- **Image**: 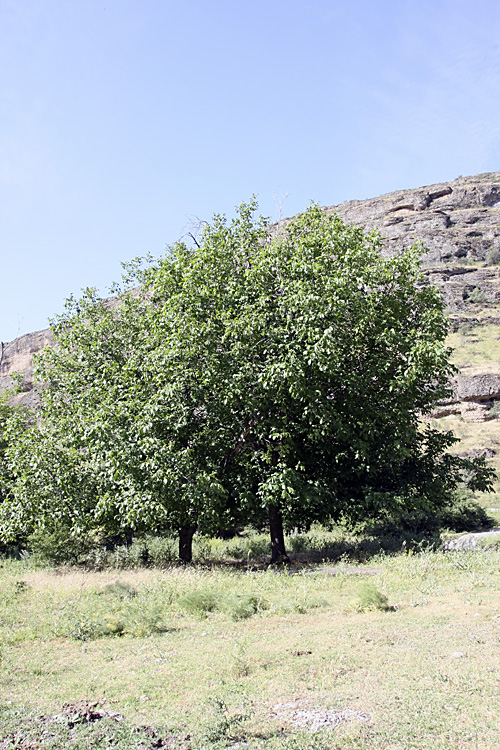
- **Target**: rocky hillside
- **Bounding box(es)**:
[330,172,500,424]
[2,172,500,421]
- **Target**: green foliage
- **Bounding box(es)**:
[103,580,137,599]
[0,200,495,562]
[85,536,178,569]
[224,592,269,620]
[369,489,494,536]
[485,246,500,266]
[58,587,169,641]
[27,525,105,564]
[438,492,493,531]
[179,589,223,618]
[488,400,500,419]
[198,696,251,746]
[457,321,476,336]
[466,286,487,304]
[179,587,268,620]
[352,582,391,612]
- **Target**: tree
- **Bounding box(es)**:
[141,201,493,560]
[0,202,494,562]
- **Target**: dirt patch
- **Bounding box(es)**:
[50,700,124,726]
[0,702,176,750]
[271,698,371,732]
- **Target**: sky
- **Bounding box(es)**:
[1,0,499,342]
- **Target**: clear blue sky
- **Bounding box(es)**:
[1,0,499,342]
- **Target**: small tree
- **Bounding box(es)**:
[0,201,494,562]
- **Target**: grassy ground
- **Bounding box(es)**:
[1,546,500,749]
[449,323,500,374]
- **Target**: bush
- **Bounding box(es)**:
[457,321,477,336]
[439,494,493,532]
[103,580,137,599]
[224,593,269,620]
[488,401,500,419]
[27,526,104,565]
[466,287,487,304]
[369,492,493,536]
[179,588,268,620]
[179,589,222,617]
[60,584,171,640]
[485,247,500,266]
[351,582,391,612]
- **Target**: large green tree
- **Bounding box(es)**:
[0,202,493,562]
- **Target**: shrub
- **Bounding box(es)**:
[457,322,477,336]
[439,494,493,532]
[224,593,269,620]
[179,589,222,617]
[485,247,500,266]
[466,287,487,304]
[121,599,167,637]
[65,615,103,641]
[352,583,391,612]
[369,491,493,536]
[102,581,137,599]
[488,401,500,419]
[27,526,104,565]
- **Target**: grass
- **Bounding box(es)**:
[1,546,500,749]
[448,323,500,374]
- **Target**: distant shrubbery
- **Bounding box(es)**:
[369,491,493,536]
[9,489,493,569]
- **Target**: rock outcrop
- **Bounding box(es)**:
[0,329,53,408]
[330,172,500,267]
[2,172,500,417]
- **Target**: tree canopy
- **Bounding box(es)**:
[0,202,494,561]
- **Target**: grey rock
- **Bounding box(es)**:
[443,528,500,551]
[330,172,500,267]
[454,374,500,402]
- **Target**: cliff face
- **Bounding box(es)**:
[0,329,54,408]
[2,172,500,418]
[331,172,500,267]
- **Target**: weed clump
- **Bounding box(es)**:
[486,247,500,266]
[179,589,222,617]
[197,696,250,745]
[103,580,137,599]
[224,593,269,620]
[179,588,269,620]
[351,583,391,612]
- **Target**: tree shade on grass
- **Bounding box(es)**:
[0,202,494,561]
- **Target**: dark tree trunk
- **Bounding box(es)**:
[178,526,196,563]
[268,504,290,564]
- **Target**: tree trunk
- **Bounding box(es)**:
[178,525,196,563]
[268,504,290,564]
